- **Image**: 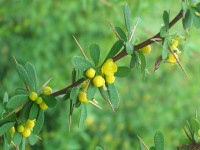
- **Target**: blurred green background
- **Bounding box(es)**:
[1,0,200,149]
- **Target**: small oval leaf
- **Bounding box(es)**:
[6,94,29,109]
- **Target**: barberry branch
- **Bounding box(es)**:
[51,9,183,97]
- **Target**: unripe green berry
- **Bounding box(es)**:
[36,97,43,104]
[42,86,52,95]
[93,75,105,87]
[17,124,25,133]
[85,68,96,79]
[29,92,38,101]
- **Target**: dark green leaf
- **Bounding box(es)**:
[20,102,32,123]
[70,87,79,105]
[125,42,134,55]
[72,56,93,70]
[99,87,109,100]
[190,117,200,133]
[150,146,156,150]
[105,40,124,60]
[130,52,139,68]
[96,146,103,150]
[124,4,131,34]
[182,9,193,31]
[28,133,37,145]
[62,88,72,101]
[87,83,97,100]
[25,62,37,91]
[162,39,169,59]
[192,10,200,28]
[3,135,9,150]
[15,88,28,95]
[90,44,100,66]
[6,94,29,109]
[115,66,131,77]
[163,10,169,30]
[115,27,127,41]
[0,122,15,136]
[160,26,167,38]
[29,103,39,120]
[3,92,9,104]
[154,131,164,150]
[19,137,26,150]
[0,113,16,126]
[42,95,57,108]
[13,131,22,145]
[79,104,87,127]
[137,51,146,79]
[107,84,120,109]
[16,64,34,91]
[33,109,44,134]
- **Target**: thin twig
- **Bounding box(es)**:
[182,126,194,144]
[4,103,26,118]
[129,18,139,42]
[72,35,88,60]
[107,20,121,40]
[89,101,103,110]
[137,135,149,150]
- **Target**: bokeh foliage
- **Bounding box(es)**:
[0,0,200,149]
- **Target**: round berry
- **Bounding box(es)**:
[93,75,105,87]
[29,92,38,101]
[168,53,178,63]
[85,68,96,79]
[42,86,52,95]
[36,97,43,104]
[101,59,117,76]
[105,75,115,84]
[140,45,151,54]
[25,119,35,129]
[198,129,200,137]
[172,39,179,47]
[22,128,31,138]
[10,126,15,136]
[17,124,25,133]
[78,92,89,103]
[39,102,48,110]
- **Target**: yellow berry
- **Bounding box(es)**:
[105,75,115,84]
[101,59,118,76]
[29,92,38,101]
[39,102,48,110]
[25,120,35,129]
[93,75,105,87]
[10,126,15,136]
[167,53,178,63]
[17,124,25,133]
[172,39,179,47]
[36,97,43,104]
[198,129,200,137]
[22,128,31,138]
[85,68,96,79]
[42,86,52,95]
[78,92,89,103]
[140,45,151,54]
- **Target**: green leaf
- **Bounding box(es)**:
[154,131,164,150]
[70,87,79,105]
[0,113,16,126]
[25,62,37,91]
[124,4,131,34]
[90,44,100,66]
[62,88,72,101]
[87,83,97,100]
[3,92,9,104]
[0,122,15,136]
[137,51,146,79]
[105,40,124,60]
[160,26,167,38]
[20,102,32,123]
[163,10,169,30]
[33,109,44,134]
[125,42,134,55]
[6,94,29,109]
[95,146,103,150]
[19,137,26,150]
[150,146,156,150]
[15,88,28,95]
[13,131,22,145]
[162,39,169,59]
[29,103,39,120]
[28,133,37,145]
[72,56,93,70]
[3,135,9,150]
[115,66,131,77]
[130,52,139,68]
[16,64,34,91]
[107,84,120,109]
[42,95,57,108]
[192,10,200,28]
[190,117,200,133]
[182,9,193,31]
[115,27,127,41]
[79,104,87,127]
[99,87,109,100]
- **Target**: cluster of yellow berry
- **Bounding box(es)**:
[167,39,181,63]
[10,119,35,138]
[28,86,52,110]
